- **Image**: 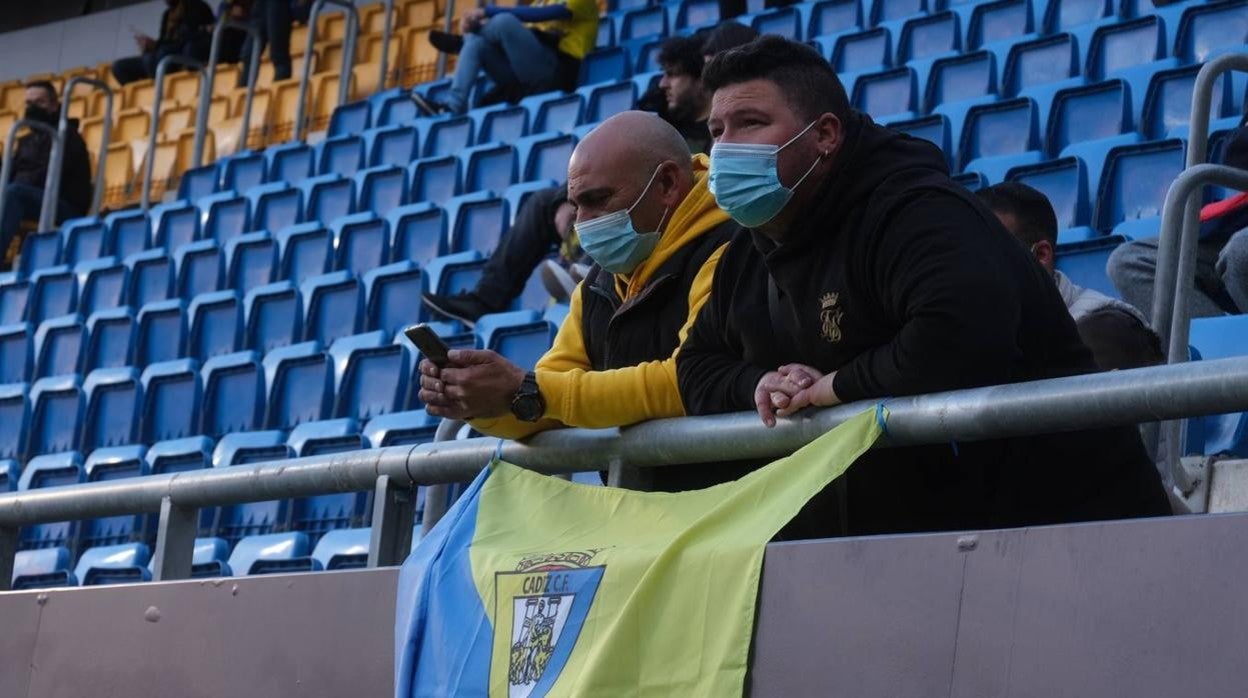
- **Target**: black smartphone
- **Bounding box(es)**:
[404,323,451,367]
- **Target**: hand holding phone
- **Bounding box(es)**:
[404,324,451,368]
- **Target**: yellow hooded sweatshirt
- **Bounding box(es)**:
[471,154,729,440]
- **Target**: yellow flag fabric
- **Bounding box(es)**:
[395,408,884,697]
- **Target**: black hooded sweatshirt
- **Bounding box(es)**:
[12,108,92,219]
[677,111,1170,537]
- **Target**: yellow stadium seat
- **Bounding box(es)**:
[136,138,179,202]
[269,78,308,144]
[291,24,310,52]
[362,3,398,34]
[208,95,231,125]
[79,116,107,162]
[399,27,439,87]
[229,87,273,148]
[123,79,156,111]
[158,105,194,139]
[317,12,347,42]
[166,71,202,107]
[68,96,89,121]
[0,111,17,146]
[0,83,26,115]
[358,32,404,75]
[114,109,152,144]
[318,41,347,72]
[212,64,243,99]
[311,73,349,133]
[102,142,134,210]
[176,127,215,175]
[401,0,437,29]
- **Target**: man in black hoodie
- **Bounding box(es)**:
[0,81,93,269]
[677,37,1169,537]
[112,0,216,85]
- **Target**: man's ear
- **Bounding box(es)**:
[656,160,684,208]
[1034,239,1056,269]
[814,112,842,159]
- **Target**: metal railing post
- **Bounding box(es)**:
[0,119,60,242]
[42,77,113,227]
[150,496,198,581]
[367,474,416,567]
[142,54,207,211]
[435,0,459,80]
[379,0,395,91]
[0,527,16,591]
[295,0,361,141]
[421,418,465,535]
[205,16,264,162]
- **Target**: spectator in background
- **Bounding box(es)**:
[419,112,739,492]
[978,182,1165,371]
[217,0,253,65]
[1109,125,1248,319]
[238,0,295,85]
[677,37,1169,537]
[422,185,578,326]
[0,81,92,269]
[112,0,216,85]
[412,0,599,116]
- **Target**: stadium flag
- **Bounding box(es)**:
[395,407,884,697]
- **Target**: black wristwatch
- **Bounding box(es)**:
[510,371,546,422]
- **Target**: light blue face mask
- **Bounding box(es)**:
[708,120,823,228]
[575,165,670,275]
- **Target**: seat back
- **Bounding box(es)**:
[355,165,409,217]
[446,193,508,256]
[961,98,1038,167]
[199,192,251,244]
[174,240,224,299]
[518,133,577,183]
[900,12,959,63]
[367,124,420,168]
[81,367,142,451]
[62,218,108,266]
[29,266,78,325]
[221,152,267,195]
[18,231,62,278]
[301,272,364,346]
[462,143,518,195]
[332,334,409,420]
[0,384,28,462]
[1003,33,1078,96]
[317,135,366,177]
[1054,235,1127,299]
[126,249,174,307]
[1047,79,1132,155]
[1176,0,1248,63]
[300,174,356,226]
[85,308,135,371]
[364,261,425,335]
[201,351,265,437]
[105,210,151,260]
[151,200,201,250]
[1043,0,1112,33]
[852,67,917,119]
[926,50,996,111]
[264,342,333,430]
[225,232,278,291]
[188,290,243,360]
[334,213,392,277]
[249,183,304,234]
[135,299,187,367]
[1087,16,1164,81]
[0,322,32,384]
[34,314,85,379]
[968,0,1031,48]
[141,358,201,443]
[1008,156,1090,229]
[388,203,448,267]
[1094,139,1185,232]
[422,115,475,158]
[409,155,461,206]
[77,260,128,316]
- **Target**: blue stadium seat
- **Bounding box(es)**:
[354,164,408,217]
[1142,64,1232,141]
[581,47,631,86]
[807,0,863,36]
[150,200,201,251]
[104,209,151,260]
[198,191,251,243]
[244,280,302,353]
[1007,156,1093,233]
[675,0,722,29]
[966,0,1032,49]
[753,6,804,38]
[1174,0,1248,63]
[263,341,332,429]
[0,457,18,492]
[888,115,952,163]
[1042,0,1114,33]
[1189,315,1248,457]
[81,447,148,550]
[516,133,577,183]
[276,222,333,286]
[311,527,371,570]
[84,308,135,371]
[227,531,316,575]
[579,81,636,123]
[503,180,560,226]
[329,99,371,138]
[178,163,220,204]
[74,543,152,586]
[188,537,231,577]
[11,547,74,589]
[146,435,214,475]
[418,115,475,158]
[387,202,448,267]
[596,16,615,49]
[221,151,267,195]
[173,240,224,299]
[18,230,62,278]
[287,419,369,539]
[869,0,925,25]
[288,417,365,456]
[1093,138,1185,232]
[28,265,78,325]
[1002,32,1080,97]
[224,231,277,291]
[61,217,108,266]
[422,251,488,298]
[461,142,518,195]
[473,104,530,145]
[363,409,439,447]
[188,290,242,360]
[0,383,28,468]
[316,134,366,177]
[960,97,1043,181]
[622,36,664,73]
[375,89,420,127]
[125,249,173,307]
[201,351,265,437]
[898,11,960,63]
[544,302,571,328]
[525,93,585,133]
[33,313,84,379]
[27,374,83,458]
[0,276,28,325]
[515,265,554,312]
[298,174,356,226]
[621,5,668,40]
[135,298,186,366]
[75,257,128,317]
[1054,235,1127,299]
[330,330,409,420]
[246,182,303,234]
[852,67,918,120]
[300,271,363,345]
[827,27,891,73]
[408,154,462,207]
[476,311,554,370]
[81,366,142,451]
[446,192,509,256]
[267,142,315,185]
[332,212,391,276]
[140,358,201,443]
[213,435,294,547]
[0,322,32,384]
[365,124,420,168]
[17,453,83,551]
[1086,16,1169,83]
[364,260,425,334]
[1045,79,1138,158]
[925,50,997,112]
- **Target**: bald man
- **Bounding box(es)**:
[418,111,739,490]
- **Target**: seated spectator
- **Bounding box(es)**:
[419,111,739,491]
[238,0,294,85]
[217,1,253,66]
[411,0,599,116]
[112,0,216,86]
[422,185,578,326]
[676,37,1169,536]
[1109,125,1248,319]
[978,182,1164,371]
[0,81,92,269]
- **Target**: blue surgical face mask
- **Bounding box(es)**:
[575,165,669,275]
[708,120,824,228]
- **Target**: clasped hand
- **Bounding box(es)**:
[753,364,840,428]
[418,349,526,420]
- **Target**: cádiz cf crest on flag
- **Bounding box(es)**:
[395,408,885,697]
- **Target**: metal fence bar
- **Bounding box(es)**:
[379,0,395,94]
[150,497,197,581]
[204,16,264,163]
[141,54,207,210]
[435,0,458,79]
[0,119,59,243]
[367,475,416,568]
[43,77,113,225]
[420,418,464,534]
[295,0,360,141]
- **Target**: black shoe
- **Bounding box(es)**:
[428,30,465,55]
[422,291,496,328]
[411,91,454,117]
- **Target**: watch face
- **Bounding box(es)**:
[513,394,544,422]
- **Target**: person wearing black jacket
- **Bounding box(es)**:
[0,81,92,269]
[677,37,1170,537]
[112,0,216,86]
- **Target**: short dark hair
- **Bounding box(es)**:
[701,35,850,123]
[24,80,56,101]
[976,182,1059,247]
[658,35,705,78]
[700,21,759,57]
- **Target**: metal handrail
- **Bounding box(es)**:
[204,16,264,165]
[0,119,61,244]
[435,0,459,80]
[379,0,396,96]
[44,77,114,224]
[2,356,1248,589]
[141,55,210,210]
[295,0,360,141]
